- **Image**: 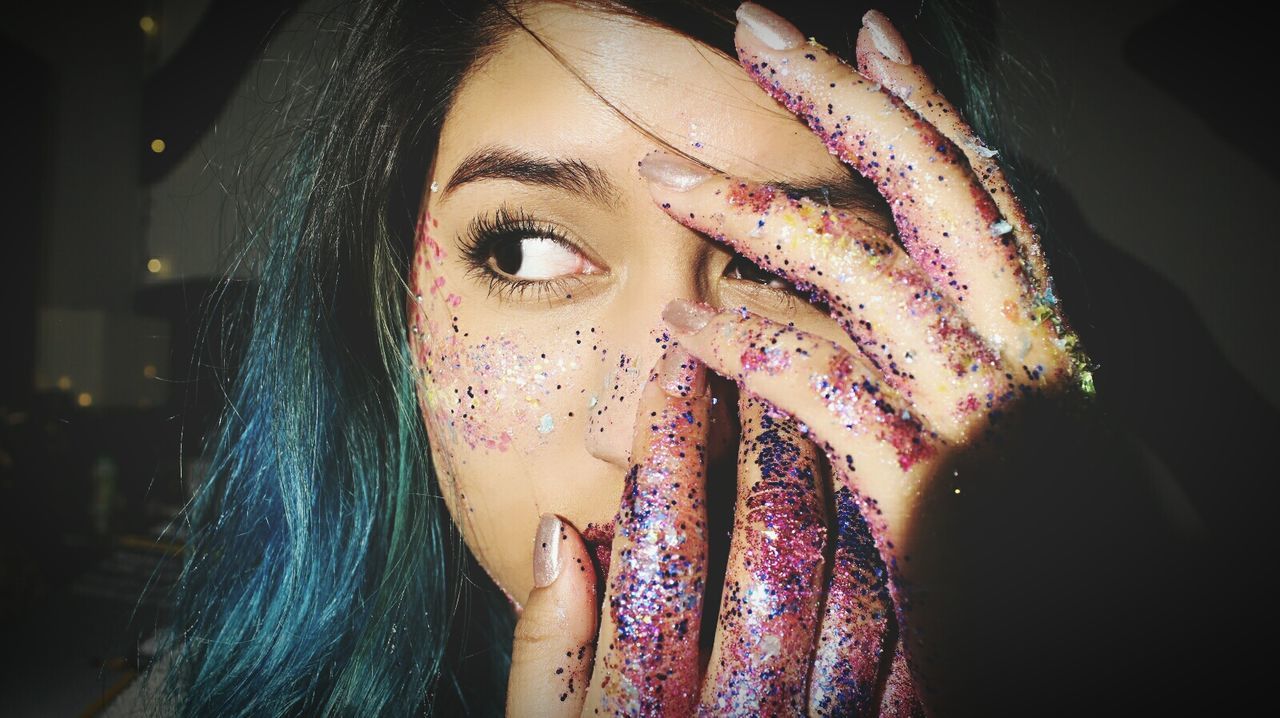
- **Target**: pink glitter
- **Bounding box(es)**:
[739,345,791,375]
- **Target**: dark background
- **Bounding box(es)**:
[1,0,1277,714]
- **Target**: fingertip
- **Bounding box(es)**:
[657,344,707,398]
[533,513,564,589]
[524,514,598,626]
[510,515,598,716]
[735,1,805,52]
[637,149,714,192]
[661,298,717,335]
[861,9,912,65]
[854,20,880,69]
[855,17,916,102]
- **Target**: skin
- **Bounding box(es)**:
[410,2,1086,714]
[410,3,860,611]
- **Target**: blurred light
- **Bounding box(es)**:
[147,258,163,273]
[77,392,93,408]
[56,375,72,391]
[139,16,157,35]
[143,364,157,379]
[150,138,166,153]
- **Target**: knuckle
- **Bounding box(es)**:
[512,614,560,647]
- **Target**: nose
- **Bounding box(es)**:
[583,249,710,469]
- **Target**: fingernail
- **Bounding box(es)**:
[736,2,805,51]
[639,151,713,191]
[862,10,911,65]
[662,298,717,334]
[533,513,562,588]
[658,346,707,398]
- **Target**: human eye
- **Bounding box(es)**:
[721,253,831,315]
[458,205,603,300]
[723,254,791,289]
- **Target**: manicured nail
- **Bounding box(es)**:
[658,345,707,398]
[662,298,717,334]
[639,151,713,191]
[533,513,562,588]
[736,2,805,51]
[862,10,911,65]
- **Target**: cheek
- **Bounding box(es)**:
[409,212,614,464]
[418,332,599,455]
[412,211,463,309]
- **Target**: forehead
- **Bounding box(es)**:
[435,2,843,186]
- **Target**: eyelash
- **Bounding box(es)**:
[457,204,589,302]
[456,203,820,310]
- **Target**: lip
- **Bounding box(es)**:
[582,520,615,579]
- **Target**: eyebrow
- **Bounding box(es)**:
[442,145,623,209]
[440,144,890,227]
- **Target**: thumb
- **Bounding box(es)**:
[507,513,598,717]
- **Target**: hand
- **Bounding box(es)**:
[508,3,1094,713]
[508,347,911,715]
[506,346,716,717]
[638,2,1089,711]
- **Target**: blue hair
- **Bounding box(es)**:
[154,1,1024,714]
[163,143,514,714]
[160,1,517,713]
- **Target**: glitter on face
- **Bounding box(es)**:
[414,331,588,453]
[587,352,643,441]
[399,4,1100,710]
[409,211,602,455]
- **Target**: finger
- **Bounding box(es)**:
[854,10,1052,297]
[733,2,1069,382]
[507,514,598,717]
[639,160,1015,439]
[808,487,894,717]
[661,299,938,535]
[699,394,827,714]
[584,346,711,716]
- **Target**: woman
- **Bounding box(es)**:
[133,0,1218,715]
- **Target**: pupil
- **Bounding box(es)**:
[732,256,781,285]
[492,239,523,275]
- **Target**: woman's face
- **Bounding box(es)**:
[410,2,869,607]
